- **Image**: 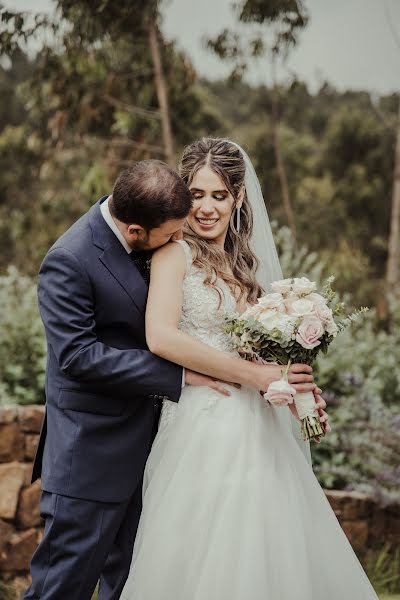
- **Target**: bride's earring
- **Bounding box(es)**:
[236,207,241,233]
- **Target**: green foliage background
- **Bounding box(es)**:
[0,0,399,510]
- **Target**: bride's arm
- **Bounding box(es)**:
[146,243,280,392]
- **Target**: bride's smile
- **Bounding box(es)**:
[188,165,241,246]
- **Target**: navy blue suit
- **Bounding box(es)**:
[23,197,182,599]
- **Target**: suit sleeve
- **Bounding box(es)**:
[38,247,182,400]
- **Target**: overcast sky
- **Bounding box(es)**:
[4,0,400,95]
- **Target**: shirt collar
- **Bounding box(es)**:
[100,196,132,254]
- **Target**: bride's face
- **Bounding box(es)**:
[187,166,237,247]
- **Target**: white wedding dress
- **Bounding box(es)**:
[120,240,378,600]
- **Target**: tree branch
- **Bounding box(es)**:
[102,94,162,120]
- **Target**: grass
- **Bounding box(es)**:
[363,544,400,596]
[3,552,400,600]
[0,581,399,599]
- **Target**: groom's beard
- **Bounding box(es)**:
[130,233,150,252]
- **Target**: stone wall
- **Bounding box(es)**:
[326,489,400,553]
[0,404,399,595]
[0,405,44,596]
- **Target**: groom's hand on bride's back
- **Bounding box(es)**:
[185,369,240,396]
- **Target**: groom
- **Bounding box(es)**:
[24,159,326,600]
[23,160,233,600]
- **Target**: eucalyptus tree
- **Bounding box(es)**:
[207,0,309,242]
[0,2,219,273]
[0,0,192,167]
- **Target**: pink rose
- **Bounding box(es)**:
[314,303,334,328]
[296,315,324,349]
[263,380,296,406]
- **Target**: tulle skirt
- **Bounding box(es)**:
[120,384,379,600]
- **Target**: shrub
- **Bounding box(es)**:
[313,304,400,506]
[0,266,46,405]
[275,224,400,506]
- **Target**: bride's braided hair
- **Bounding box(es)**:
[179,137,262,305]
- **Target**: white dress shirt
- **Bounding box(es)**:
[100,196,132,254]
[100,196,185,388]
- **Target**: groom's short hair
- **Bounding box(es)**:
[111,160,192,230]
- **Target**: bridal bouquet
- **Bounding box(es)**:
[224,276,368,441]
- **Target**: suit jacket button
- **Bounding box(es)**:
[149,394,154,400]
[163,395,169,401]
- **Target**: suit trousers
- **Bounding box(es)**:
[22,403,162,600]
[21,485,141,600]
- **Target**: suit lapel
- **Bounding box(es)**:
[100,244,148,314]
[88,197,148,315]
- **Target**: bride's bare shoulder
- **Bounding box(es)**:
[151,241,188,272]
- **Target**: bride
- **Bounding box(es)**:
[120,138,378,599]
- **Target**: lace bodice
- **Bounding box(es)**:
[157,240,238,431]
[175,240,237,355]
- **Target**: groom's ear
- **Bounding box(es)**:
[127,224,146,239]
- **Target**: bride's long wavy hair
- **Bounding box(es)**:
[179,137,263,305]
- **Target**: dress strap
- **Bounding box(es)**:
[174,239,192,275]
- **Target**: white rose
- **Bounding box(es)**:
[308,292,327,307]
[270,278,293,295]
[258,309,282,330]
[292,277,317,295]
[286,298,315,317]
[326,319,339,337]
[257,292,286,313]
[259,312,296,342]
[241,304,259,319]
[271,277,317,296]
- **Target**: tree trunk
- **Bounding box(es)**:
[271,86,297,244]
[148,21,175,167]
[386,97,400,293]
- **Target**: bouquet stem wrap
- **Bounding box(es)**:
[294,390,325,441]
[266,361,325,442]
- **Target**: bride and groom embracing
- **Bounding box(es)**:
[23,138,378,600]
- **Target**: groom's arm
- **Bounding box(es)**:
[38,247,182,400]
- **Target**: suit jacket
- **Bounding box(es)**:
[32,196,183,502]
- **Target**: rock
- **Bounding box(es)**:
[0,423,25,463]
[325,490,374,520]
[18,406,45,434]
[0,528,38,572]
[36,528,44,543]
[21,464,34,487]
[0,406,18,425]
[340,519,369,552]
[387,503,400,519]
[24,435,39,461]
[0,519,14,556]
[16,482,42,529]
[386,517,400,547]
[0,463,26,520]
[367,506,387,547]
[325,490,346,515]
[9,575,31,598]
[0,578,16,600]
